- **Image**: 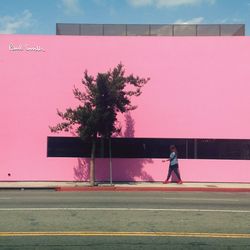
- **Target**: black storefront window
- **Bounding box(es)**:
[47,137,250,160]
[196,139,250,160]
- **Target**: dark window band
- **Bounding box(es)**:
[47,137,250,160]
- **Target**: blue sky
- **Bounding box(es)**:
[0,0,249,35]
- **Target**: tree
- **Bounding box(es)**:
[50,63,149,186]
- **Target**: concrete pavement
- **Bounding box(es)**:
[0,181,250,192]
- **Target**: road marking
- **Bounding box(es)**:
[0,231,250,238]
[163,198,239,202]
[0,207,250,213]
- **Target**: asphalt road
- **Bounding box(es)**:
[0,190,250,249]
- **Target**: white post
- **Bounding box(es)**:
[109,138,113,185]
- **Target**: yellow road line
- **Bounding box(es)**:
[0,232,250,238]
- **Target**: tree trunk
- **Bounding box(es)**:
[89,138,96,186]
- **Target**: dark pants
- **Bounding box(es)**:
[166,164,181,181]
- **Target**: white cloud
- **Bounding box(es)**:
[60,0,83,15]
[174,17,204,24]
[232,18,243,23]
[128,0,153,7]
[215,17,243,25]
[92,0,106,5]
[128,0,215,8]
[92,0,117,16]
[0,10,33,34]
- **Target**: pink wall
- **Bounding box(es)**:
[0,34,250,182]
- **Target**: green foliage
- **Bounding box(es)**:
[50,63,149,140]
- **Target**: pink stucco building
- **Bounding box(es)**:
[1,32,250,182]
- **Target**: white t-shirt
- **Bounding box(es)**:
[170,152,178,166]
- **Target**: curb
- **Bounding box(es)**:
[0,187,56,191]
[55,186,250,192]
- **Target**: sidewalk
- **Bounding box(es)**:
[0,181,250,192]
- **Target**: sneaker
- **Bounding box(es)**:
[177,180,183,184]
[163,180,170,184]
